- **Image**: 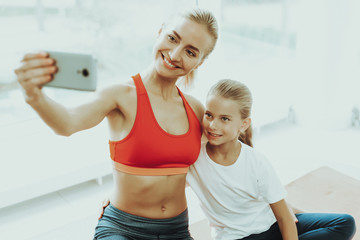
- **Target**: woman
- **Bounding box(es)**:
[14,8,218,240]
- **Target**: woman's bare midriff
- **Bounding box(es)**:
[110,169,188,219]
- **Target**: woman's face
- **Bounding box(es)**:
[153,17,214,79]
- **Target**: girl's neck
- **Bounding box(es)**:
[141,65,179,100]
[206,140,242,166]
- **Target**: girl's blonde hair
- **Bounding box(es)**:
[179,8,218,88]
[208,79,254,147]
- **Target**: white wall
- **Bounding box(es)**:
[294,0,360,129]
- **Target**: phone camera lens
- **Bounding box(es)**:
[82,69,89,77]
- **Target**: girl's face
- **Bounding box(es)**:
[153,17,214,79]
[203,95,249,146]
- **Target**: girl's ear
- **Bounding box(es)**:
[241,117,251,133]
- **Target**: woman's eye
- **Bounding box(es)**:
[168,35,176,42]
[222,117,230,121]
[186,49,196,57]
[205,113,211,118]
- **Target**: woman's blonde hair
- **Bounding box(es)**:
[178,8,218,88]
[208,79,254,147]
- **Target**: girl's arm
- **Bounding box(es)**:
[270,199,298,240]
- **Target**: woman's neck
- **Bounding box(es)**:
[141,66,180,100]
[206,140,242,166]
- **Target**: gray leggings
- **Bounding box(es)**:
[94,203,193,240]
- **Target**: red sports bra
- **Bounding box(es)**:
[109,74,202,176]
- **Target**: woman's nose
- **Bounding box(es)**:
[169,46,182,61]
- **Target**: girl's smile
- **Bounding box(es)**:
[206,131,223,140]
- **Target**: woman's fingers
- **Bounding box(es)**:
[30,75,53,86]
[15,51,53,76]
[102,198,110,207]
[293,213,299,223]
[286,202,299,223]
[19,75,52,93]
[15,58,55,74]
[14,52,56,89]
[15,52,56,102]
[98,198,110,220]
[17,66,57,82]
[22,52,49,62]
[23,58,54,70]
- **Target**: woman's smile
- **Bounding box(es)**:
[161,52,179,70]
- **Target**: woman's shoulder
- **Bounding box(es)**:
[91,78,137,113]
[182,93,205,122]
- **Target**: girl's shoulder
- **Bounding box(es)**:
[240,143,269,167]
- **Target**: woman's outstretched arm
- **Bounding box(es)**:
[15,52,117,136]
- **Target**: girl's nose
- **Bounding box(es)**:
[209,120,218,130]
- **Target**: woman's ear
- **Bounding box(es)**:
[241,117,251,133]
[194,58,205,70]
[158,24,165,37]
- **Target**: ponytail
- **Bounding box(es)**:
[239,125,253,147]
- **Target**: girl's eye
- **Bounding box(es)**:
[205,113,212,118]
[221,117,230,121]
[186,49,196,57]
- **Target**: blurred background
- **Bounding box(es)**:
[1,0,360,239]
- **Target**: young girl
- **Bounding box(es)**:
[186,79,356,240]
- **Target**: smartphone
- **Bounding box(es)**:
[45,51,97,91]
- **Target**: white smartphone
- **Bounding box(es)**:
[45,51,97,91]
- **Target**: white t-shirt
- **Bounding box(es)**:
[187,142,287,240]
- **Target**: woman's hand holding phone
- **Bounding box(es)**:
[15,51,97,99]
[14,52,57,104]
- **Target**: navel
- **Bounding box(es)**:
[161,205,167,212]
